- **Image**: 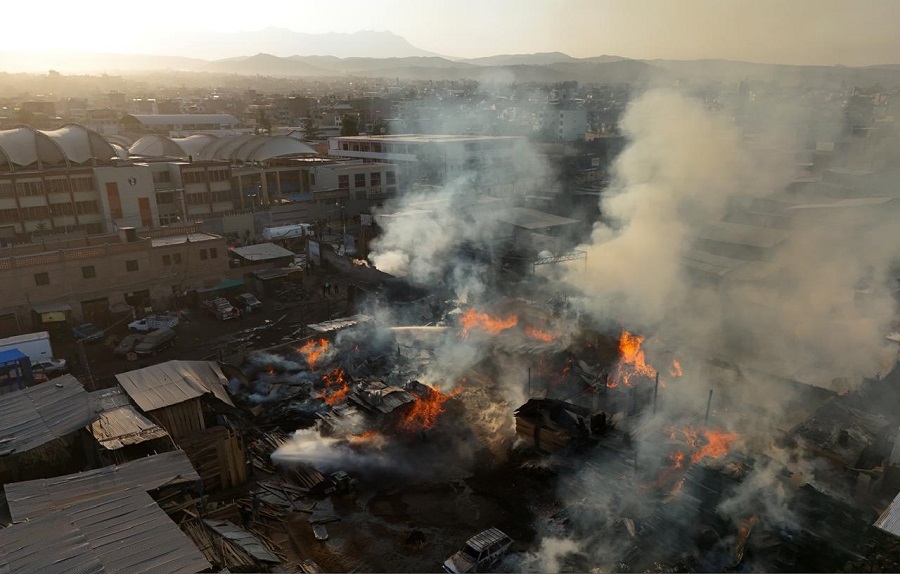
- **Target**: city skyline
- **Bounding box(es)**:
[3,0,900,66]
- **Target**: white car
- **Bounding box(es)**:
[128,314,179,332]
[443,528,512,573]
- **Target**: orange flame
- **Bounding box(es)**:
[669,360,683,378]
[525,326,555,342]
[612,331,656,387]
[299,338,329,370]
[322,367,349,405]
[460,309,518,337]
[690,428,738,464]
[399,384,462,431]
[349,429,381,444]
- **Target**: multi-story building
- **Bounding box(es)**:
[120,114,245,137]
[0,224,228,335]
[327,134,528,192]
[537,106,588,142]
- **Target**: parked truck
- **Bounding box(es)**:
[128,313,179,332]
[0,331,67,374]
[202,297,240,320]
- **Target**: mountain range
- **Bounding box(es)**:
[0,30,899,88]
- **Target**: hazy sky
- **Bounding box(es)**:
[5,0,899,65]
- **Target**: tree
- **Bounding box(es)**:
[372,118,389,136]
[340,114,359,136]
[256,109,272,135]
[302,117,324,140]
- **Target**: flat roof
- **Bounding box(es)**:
[787,197,897,210]
[231,243,295,261]
[150,232,221,247]
[494,207,579,230]
[330,134,523,144]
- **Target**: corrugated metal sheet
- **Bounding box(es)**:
[307,314,373,334]
[231,242,295,261]
[203,519,280,563]
[875,491,900,537]
[116,360,234,412]
[88,405,170,450]
[5,450,200,521]
[0,375,95,456]
[0,489,210,574]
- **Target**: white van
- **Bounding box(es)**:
[443,528,512,573]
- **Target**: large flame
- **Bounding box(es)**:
[299,338,329,370]
[673,426,739,464]
[322,367,349,405]
[669,360,683,378]
[460,309,518,337]
[524,326,555,342]
[611,331,656,387]
[399,383,462,431]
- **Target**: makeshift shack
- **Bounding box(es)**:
[514,398,607,454]
[87,386,172,465]
[116,360,248,491]
[0,375,97,485]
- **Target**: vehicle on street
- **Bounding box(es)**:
[114,334,145,356]
[134,328,177,355]
[128,313,179,332]
[0,331,57,364]
[235,293,262,312]
[30,358,68,377]
[443,528,513,573]
[73,322,105,343]
[202,297,240,320]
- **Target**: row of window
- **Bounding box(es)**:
[183,169,231,185]
[0,177,94,199]
[185,191,230,205]
[34,259,142,286]
[0,201,99,223]
[338,172,393,189]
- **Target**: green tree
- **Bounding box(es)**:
[372,118,389,135]
[340,114,359,136]
[302,117,324,140]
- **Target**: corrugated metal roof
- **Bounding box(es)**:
[203,519,280,563]
[0,489,210,574]
[115,360,234,412]
[5,450,200,520]
[149,232,220,247]
[875,490,900,537]
[0,375,96,456]
[88,405,170,450]
[694,221,788,249]
[231,242,295,261]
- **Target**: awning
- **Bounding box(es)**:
[32,302,72,323]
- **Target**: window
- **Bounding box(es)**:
[199,249,208,260]
[354,173,366,188]
[0,182,13,198]
[152,170,172,184]
[70,176,94,192]
[162,254,171,266]
[81,266,96,279]
[209,248,218,259]
[34,272,49,286]
[173,253,182,264]
[0,209,18,223]
[155,192,175,205]
[338,175,349,189]
[386,171,396,185]
[370,172,381,186]
[47,178,68,193]
[15,181,44,197]
[125,259,139,272]
[75,201,100,214]
[309,173,316,186]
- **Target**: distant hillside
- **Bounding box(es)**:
[465,52,580,67]
[153,28,444,60]
[207,53,330,77]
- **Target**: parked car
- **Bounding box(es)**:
[235,293,262,312]
[114,334,144,357]
[128,313,179,332]
[202,297,240,320]
[72,322,104,343]
[134,328,177,355]
[443,528,513,574]
[31,358,68,376]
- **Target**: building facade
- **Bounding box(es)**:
[0,226,228,335]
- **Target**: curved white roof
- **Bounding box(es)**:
[129,134,186,158]
[127,133,316,162]
[0,124,115,171]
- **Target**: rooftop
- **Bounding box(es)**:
[149,232,221,247]
[330,134,523,143]
[0,375,95,456]
[115,360,234,412]
[231,243,295,261]
[494,207,580,230]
